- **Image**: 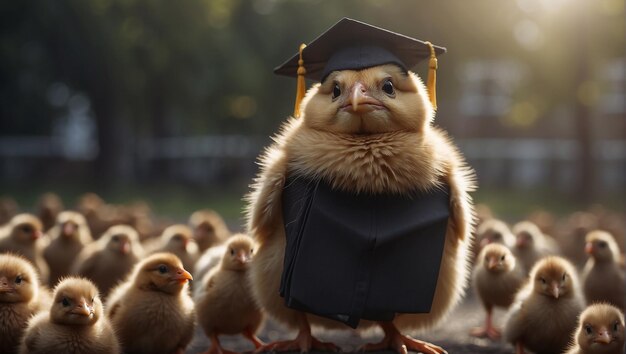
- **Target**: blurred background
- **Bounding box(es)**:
[0,0,624,225]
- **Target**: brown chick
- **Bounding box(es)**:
[147,224,199,272]
[247,61,475,352]
[476,218,516,250]
[71,224,143,298]
[470,243,525,340]
[195,234,264,354]
[0,196,19,225]
[0,214,49,284]
[189,209,231,252]
[43,211,93,286]
[557,211,600,267]
[35,193,64,233]
[504,256,585,354]
[0,254,49,354]
[582,231,625,310]
[106,252,195,354]
[19,277,120,354]
[512,220,559,274]
[565,303,625,354]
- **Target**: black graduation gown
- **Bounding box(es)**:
[280,174,450,328]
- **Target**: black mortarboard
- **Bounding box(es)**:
[274,18,446,116]
[280,175,450,328]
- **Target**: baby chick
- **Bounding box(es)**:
[195,234,264,354]
[248,63,475,353]
[582,231,625,310]
[476,218,515,250]
[504,256,585,354]
[35,192,64,233]
[71,224,143,297]
[0,254,49,354]
[43,211,93,286]
[106,252,195,354]
[19,277,119,354]
[0,196,19,225]
[471,243,525,340]
[512,220,558,274]
[189,209,230,252]
[147,224,199,271]
[0,214,49,284]
[565,303,625,354]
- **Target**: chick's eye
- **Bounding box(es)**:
[62,298,70,307]
[585,324,592,335]
[382,79,395,96]
[598,241,607,248]
[21,226,32,233]
[250,248,254,254]
[540,277,546,284]
[614,322,620,332]
[332,83,341,100]
[158,265,168,274]
[500,255,506,261]
[15,276,23,284]
[111,235,119,242]
[230,248,235,256]
[562,273,567,281]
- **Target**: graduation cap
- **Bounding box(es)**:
[274,18,447,117]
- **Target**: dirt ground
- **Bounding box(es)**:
[185,293,513,354]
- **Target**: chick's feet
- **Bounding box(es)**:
[360,322,447,354]
[254,328,339,353]
[469,325,501,340]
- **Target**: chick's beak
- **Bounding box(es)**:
[595,326,612,344]
[119,240,130,254]
[171,268,193,283]
[550,281,560,299]
[348,82,382,113]
[62,223,76,237]
[72,301,93,317]
[236,250,251,264]
[584,242,594,255]
[0,276,13,293]
[32,230,42,240]
[487,257,498,270]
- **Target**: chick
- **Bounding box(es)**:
[35,192,64,233]
[476,219,515,250]
[71,224,143,298]
[470,243,525,340]
[43,211,93,286]
[189,209,230,252]
[0,214,49,284]
[582,231,625,310]
[0,196,19,225]
[146,224,199,272]
[247,63,475,352]
[557,211,599,267]
[19,277,120,354]
[0,254,49,354]
[504,256,585,354]
[106,252,195,354]
[195,235,264,353]
[565,303,625,354]
[512,220,559,274]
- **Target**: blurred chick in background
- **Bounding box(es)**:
[582,230,625,311]
[556,211,599,267]
[504,256,585,354]
[189,209,231,252]
[106,252,195,354]
[475,219,515,250]
[19,277,119,354]
[195,234,264,354]
[512,220,559,274]
[146,224,199,272]
[565,303,625,354]
[71,224,143,298]
[0,196,19,225]
[43,211,93,286]
[0,214,49,284]
[35,192,64,233]
[471,243,525,340]
[0,254,50,354]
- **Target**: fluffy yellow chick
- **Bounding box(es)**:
[0,254,49,354]
[582,231,625,310]
[71,224,143,297]
[43,211,93,286]
[195,234,264,353]
[512,220,559,274]
[106,252,195,354]
[504,256,585,354]
[189,209,230,252]
[147,224,199,272]
[565,303,625,354]
[471,243,525,340]
[0,214,49,284]
[476,218,515,250]
[19,277,120,354]
[247,61,475,353]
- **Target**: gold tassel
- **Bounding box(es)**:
[294,43,307,118]
[424,41,438,110]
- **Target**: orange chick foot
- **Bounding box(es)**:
[360,322,447,354]
[469,325,501,340]
[254,329,339,353]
